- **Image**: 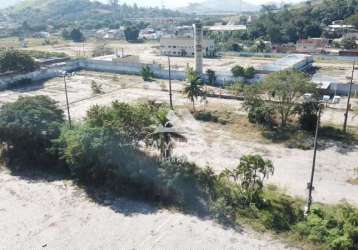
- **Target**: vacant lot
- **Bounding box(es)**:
[0,168,292,250]
[1,71,357,206]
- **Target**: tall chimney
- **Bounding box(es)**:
[193,20,203,76]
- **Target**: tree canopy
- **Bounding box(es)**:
[0,96,64,163]
[262,70,316,127]
[246,0,358,44]
[0,50,38,73]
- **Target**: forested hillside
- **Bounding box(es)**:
[249,0,358,43]
[2,0,184,29]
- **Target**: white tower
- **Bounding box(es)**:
[193,20,203,76]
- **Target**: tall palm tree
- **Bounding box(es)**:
[184,68,203,111]
[150,111,186,159]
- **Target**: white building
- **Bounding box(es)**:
[160,37,215,57]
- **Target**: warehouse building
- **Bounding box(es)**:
[160,37,215,57]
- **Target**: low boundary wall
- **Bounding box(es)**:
[0,59,242,90]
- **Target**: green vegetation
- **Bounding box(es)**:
[231,65,256,79]
[124,26,140,42]
[91,80,103,94]
[184,67,203,111]
[1,95,358,249]
[3,0,183,30]
[206,0,358,48]
[62,28,85,43]
[342,37,358,50]
[193,111,223,124]
[250,0,358,43]
[150,113,186,159]
[246,70,316,128]
[0,49,38,73]
[0,96,64,165]
[206,69,216,85]
[141,65,154,81]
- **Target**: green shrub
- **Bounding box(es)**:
[193,111,219,123]
[0,49,38,73]
[0,96,64,164]
[91,80,103,94]
[85,101,161,141]
[231,65,245,77]
[141,65,154,81]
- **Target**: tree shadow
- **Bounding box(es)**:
[7,79,47,93]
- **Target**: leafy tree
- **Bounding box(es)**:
[0,96,64,164]
[262,70,316,127]
[141,65,154,81]
[206,69,216,85]
[231,65,245,78]
[85,101,162,142]
[346,12,358,28]
[244,66,256,79]
[0,50,38,73]
[232,65,256,79]
[124,26,140,42]
[184,68,203,111]
[221,155,274,202]
[70,28,85,42]
[151,111,186,159]
[256,40,266,53]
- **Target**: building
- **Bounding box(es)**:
[261,54,313,73]
[160,37,215,57]
[296,38,329,54]
[205,24,247,32]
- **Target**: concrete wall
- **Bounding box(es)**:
[0,61,80,90]
[0,58,242,90]
[329,83,358,96]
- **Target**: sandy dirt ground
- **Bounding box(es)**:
[1,71,357,206]
[171,109,358,205]
[0,168,295,250]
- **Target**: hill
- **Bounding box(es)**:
[178,0,259,14]
[248,0,358,44]
[2,0,184,28]
[0,0,21,9]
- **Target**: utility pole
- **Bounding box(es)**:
[63,73,72,128]
[343,61,356,133]
[306,103,323,214]
[168,56,173,110]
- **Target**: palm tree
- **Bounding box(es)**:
[151,111,186,159]
[184,68,202,111]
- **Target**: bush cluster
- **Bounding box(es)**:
[231,65,256,79]
[0,96,64,165]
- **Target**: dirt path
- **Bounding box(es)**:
[0,169,294,250]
